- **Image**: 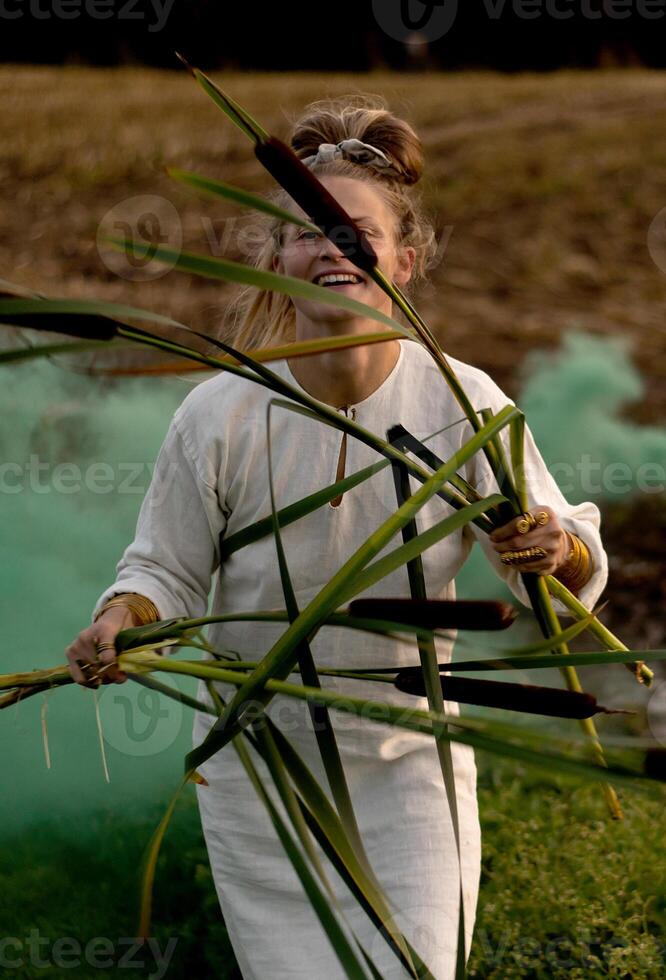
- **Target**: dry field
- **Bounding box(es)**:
[2,65,666,641]
[2,66,665,405]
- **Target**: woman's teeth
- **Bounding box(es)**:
[315,273,363,287]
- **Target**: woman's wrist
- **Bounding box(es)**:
[96,604,137,628]
[553,532,593,594]
[94,592,160,627]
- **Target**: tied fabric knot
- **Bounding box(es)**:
[302,138,399,175]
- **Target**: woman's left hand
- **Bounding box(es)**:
[488,505,569,575]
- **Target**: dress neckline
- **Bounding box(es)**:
[280,338,407,414]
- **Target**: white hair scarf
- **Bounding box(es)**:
[302,138,400,176]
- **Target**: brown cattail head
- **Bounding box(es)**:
[0,309,118,341]
[254,136,379,275]
[393,671,626,720]
[348,598,517,632]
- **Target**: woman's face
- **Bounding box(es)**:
[272,175,415,330]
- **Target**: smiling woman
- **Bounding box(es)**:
[224,96,437,360]
[76,93,608,980]
[272,174,416,408]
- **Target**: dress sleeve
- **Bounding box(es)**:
[463,386,609,616]
[91,411,227,623]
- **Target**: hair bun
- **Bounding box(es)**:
[290,94,423,186]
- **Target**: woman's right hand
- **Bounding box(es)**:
[65,606,135,689]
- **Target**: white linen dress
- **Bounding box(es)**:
[92,337,608,979]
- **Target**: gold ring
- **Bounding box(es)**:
[500,547,548,565]
[95,641,116,654]
[516,512,537,535]
[79,661,102,683]
[535,510,550,526]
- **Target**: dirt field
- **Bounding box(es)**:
[2,65,665,645]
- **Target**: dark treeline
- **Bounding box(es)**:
[1,0,665,70]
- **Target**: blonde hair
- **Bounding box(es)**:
[223,95,437,352]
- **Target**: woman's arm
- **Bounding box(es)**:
[91,411,227,624]
[487,506,593,594]
[465,405,608,614]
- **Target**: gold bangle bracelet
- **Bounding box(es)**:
[94,592,160,626]
[555,533,592,593]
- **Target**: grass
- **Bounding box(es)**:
[2,755,664,979]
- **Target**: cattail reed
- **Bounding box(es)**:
[393,671,628,720]
[0,305,118,341]
[348,598,517,631]
[254,137,380,275]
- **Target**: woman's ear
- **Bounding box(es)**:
[393,245,416,287]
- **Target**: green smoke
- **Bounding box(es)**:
[1,357,202,831]
[3,331,661,828]
[458,331,664,622]
[519,331,666,505]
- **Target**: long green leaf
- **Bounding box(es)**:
[177,56,271,144]
[106,239,410,335]
[252,721,391,979]
[510,419,623,818]
[168,167,322,231]
[0,297,189,330]
[130,654,666,800]
[220,413,499,559]
[0,339,117,365]
[546,575,653,685]
[437,647,666,673]
[265,719,433,978]
[186,407,519,770]
[264,397,372,877]
[136,772,191,938]
[390,459,466,980]
[232,734,370,980]
[342,493,505,603]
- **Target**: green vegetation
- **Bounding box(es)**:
[2,756,664,979]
